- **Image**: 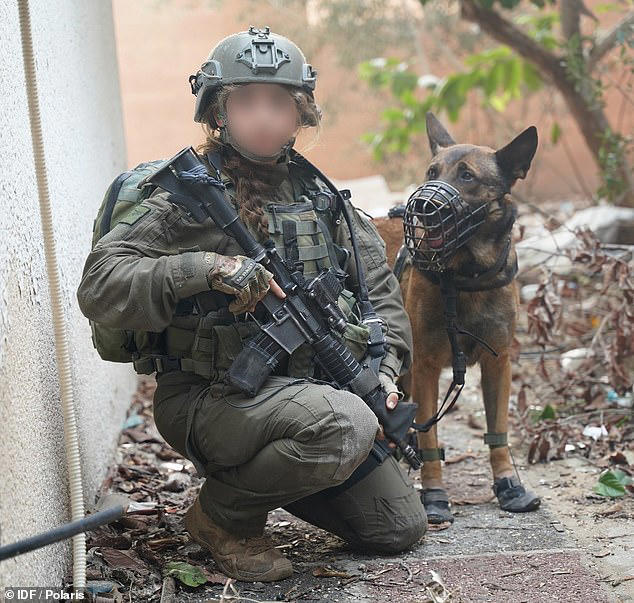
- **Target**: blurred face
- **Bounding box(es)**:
[217,83,299,160]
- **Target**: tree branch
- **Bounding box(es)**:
[560,0,581,42]
[460,0,565,84]
[587,11,634,72]
[459,0,633,206]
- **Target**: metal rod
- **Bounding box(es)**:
[0,505,126,562]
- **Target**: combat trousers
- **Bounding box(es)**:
[152,371,427,553]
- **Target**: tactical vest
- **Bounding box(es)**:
[131,165,370,381]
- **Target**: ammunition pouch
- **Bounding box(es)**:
[132,287,369,381]
[133,308,260,380]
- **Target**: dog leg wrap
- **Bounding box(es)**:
[419,447,445,462]
[484,432,508,449]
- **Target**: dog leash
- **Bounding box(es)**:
[413,271,499,433]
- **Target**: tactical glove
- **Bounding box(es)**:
[378,372,404,402]
[375,372,406,445]
[204,252,274,314]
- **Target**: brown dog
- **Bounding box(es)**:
[389,112,540,524]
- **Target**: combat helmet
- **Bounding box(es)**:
[188,26,317,163]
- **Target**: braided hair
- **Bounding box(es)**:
[196,84,322,241]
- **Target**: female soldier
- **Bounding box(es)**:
[77,27,426,583]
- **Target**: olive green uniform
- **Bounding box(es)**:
[77,156,426,552]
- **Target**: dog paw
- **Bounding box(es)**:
[421,488,454,524]
[493,476,541,512]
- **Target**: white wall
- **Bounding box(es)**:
[0,0,136,587]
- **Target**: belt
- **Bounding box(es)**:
[134,356,180,374]
[133,355,217,379]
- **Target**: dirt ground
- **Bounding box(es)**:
[76,369,633,603]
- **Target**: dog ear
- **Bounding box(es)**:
[495,126,538,185]
[426,112,456,156]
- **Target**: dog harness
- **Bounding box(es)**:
[393,189,519,433]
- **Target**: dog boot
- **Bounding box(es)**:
[421,488,454,524]
[184,497,293,582]
[493,476,541,512]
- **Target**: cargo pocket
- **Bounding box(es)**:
[288,343,316,378]
[89,321,137,363]
[184,387,211,478]
[342,322,370,362]
[351,204,388,271]
[152,378,210,477]
[336,288,369,362]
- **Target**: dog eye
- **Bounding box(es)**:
[427,166,437,179]
[460,170,474,181]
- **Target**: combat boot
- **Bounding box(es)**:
[183,497,293,582]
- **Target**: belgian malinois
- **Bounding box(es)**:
[395,112,541,523]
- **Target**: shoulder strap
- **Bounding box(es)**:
[99,170,135,241]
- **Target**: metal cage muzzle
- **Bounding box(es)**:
[403,180,487,272]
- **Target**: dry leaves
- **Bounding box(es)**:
[98,547,146,571]
[515,228,633,471]
[312,565,352,579]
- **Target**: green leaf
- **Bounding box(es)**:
[522,62,543,91]
[539,404,557,420]
[489,90,512,112]
[612,468,633,486]
[508,58,523,94]
[400,88,419,108]
[382,107,405,121]
[551,122,562,144]
[391,70,418,97]
[593,470,631,498]
[165,562,208,587]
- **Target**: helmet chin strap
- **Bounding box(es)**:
[218,116,295,165]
